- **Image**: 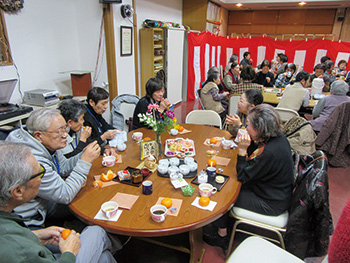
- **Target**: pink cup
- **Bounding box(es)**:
[150,204,167,223]
[101,201,119,219]
[199,183,217,197]
[102,156,116,167]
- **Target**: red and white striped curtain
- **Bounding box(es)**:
[187,31,350,101]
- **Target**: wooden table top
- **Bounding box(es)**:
[69,124,241,237]
[263,89,322,108]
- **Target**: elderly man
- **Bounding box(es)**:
[6,108,100,227]
[0,142,116,263]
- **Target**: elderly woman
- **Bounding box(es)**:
[230,66,263,95]
[222,62,240,92]
[253,60,275,87]
[133,77,172,130]
[226,89,263,137]
[204,104,294,250]
[309,80,350,132]
[277,71,310,112]
[58,99,92,158]
[275,63,297,88]
[224,54,239,74]
[201,71,229,120]
[310,64,331,92]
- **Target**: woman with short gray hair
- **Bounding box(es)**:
[58,99,92,158]
[310,80,350,132]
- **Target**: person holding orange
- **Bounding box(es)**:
[0,142,117,263]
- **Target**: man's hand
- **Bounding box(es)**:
[81,141,100,163]
[59,229,81,256]
[226,114,242,126]
[32,226,64,246]
[101,130,117,141]
[80,126,92,142]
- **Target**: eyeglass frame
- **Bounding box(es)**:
[29,164,46,180]
[40,124,70,137]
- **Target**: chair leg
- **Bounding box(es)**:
[226,219,242,258]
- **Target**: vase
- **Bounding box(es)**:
[156,132,163,157]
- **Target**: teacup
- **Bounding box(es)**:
[159,159,169,167]
[157,164,168,174]
[184,157,195,165]
[222,140,234,150]
[168,166,179,174]
[188,162,198,172]
[170,128,178,136]
[179,164,190,175]
[170,172,183,181]
[102,156,116,167]
[101,201,119,219]
[235,129,248,143]
[132,132,143,141]
[199,183,217,197]
[150,204,167,223]
[169,157,180,166]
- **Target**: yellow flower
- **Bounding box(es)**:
[174,124,180,130]
[173,117,177,125]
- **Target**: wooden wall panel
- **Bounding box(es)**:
[227,25,251,34]
[306,9,336,25]
[278,10,307,24]
[252,10,279,24]
[228,11,253,24]
[182,0,207,31]
[250,24,276,34]
[304,25,333,34]
[276,25,305,34]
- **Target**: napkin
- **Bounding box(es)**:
[191,197,217,211]
[213,156,231,166]
[109,130,127,147]
[178,128,191,134]
[110,192,139,210]
[94,209,123,222]
[204,137,222,147]
[156,197,183,217]
[94,175,120,188]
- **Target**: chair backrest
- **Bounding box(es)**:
[111,94,139,132]
[228,94,240,116]
[197,89,205,110]
[275,107,299,122]
[185,110,222,129]
[219,65,224,80]
[120,102,137,131]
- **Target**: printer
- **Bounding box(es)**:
[24,89,60,106]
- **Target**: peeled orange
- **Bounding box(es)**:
[100,170,114,182]
[61,229,71,240]
[207,159,217,167]
[143,137,151,141]
[199,196,210,207]
[209,138,218,144]
[161,197,173,208]
[93,180,103,188]
[178,126,184,132]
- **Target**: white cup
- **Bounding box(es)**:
[199,183,217,197]
[157,164,168,174]
[101,201,119,219]
[222,140,234,150]
[159,159,169,167]
[179,164,190,175]
[170,172,183,181]
[132,132,143,141]
[168,166,179,174]
[197,173,208,184]
[102,156,116,167]
[188,162,198,172]
[170,128,178,136]
[150,204,167,223]
[184,157,195,165]
[169,157,180,166]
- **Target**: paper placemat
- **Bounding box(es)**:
[94,175,120,188]
[213,156,231,166]
[94,209,123,222]
[156,197,183,217]
[110,192,139,210]
[178,128,191,135]
[115,154,122,163]
[191,197,217,211]
[203,137,222,147]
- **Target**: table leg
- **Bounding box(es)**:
[189,228,205,263]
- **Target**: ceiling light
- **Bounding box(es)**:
[236,3,243,7]
[298,2,307,6]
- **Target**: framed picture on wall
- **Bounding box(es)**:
[120,26,132,56]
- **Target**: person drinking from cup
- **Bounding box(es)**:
[84,87,118,156]
[204,104,294,251]
[226,89,263,138]
[275,63,297,88]
[58,99,92,158]
[133,77,172,130]
[6,108,101,227]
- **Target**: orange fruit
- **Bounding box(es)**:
[143,137,151,141]
[178,126,184,132]
[207,159,217,167]
[61,229,71,240]
[209,138,217,144]
[93,180,102,188]
[100,170,114,182]
[199,196,210,207]
[161,197,173,208]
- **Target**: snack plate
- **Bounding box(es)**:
[157,159,197,179]
[164,138,196,157]
[112,166,152,187]
[190,173,229,192]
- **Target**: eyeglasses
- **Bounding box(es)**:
[43,125,70,137]
[29,164,46,180]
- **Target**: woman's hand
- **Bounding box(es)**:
[101,130,117,141]
[159,98,171,113]
[223,91,229,97]
[238,133,251,156]
[80,126,92,142]
[104,148,117,156]
[59,229,81,256]
[266,77,271,83]
[226,114,242,126]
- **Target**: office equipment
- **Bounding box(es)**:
[24,89,60,106]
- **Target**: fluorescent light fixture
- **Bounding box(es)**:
[236,3,243,7]
[298,1,307,6]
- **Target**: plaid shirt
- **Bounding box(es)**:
[229,82,263,95]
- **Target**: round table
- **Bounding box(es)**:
[69,124,241,262]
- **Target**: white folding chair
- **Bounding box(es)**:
[275,107,299,123]
[228,94,240,116]
[197,89,206,110]
[185,110,222,129]
[226,236,304,263]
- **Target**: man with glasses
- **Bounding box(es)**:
[6,108,101,227]
[0,142,117,263]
